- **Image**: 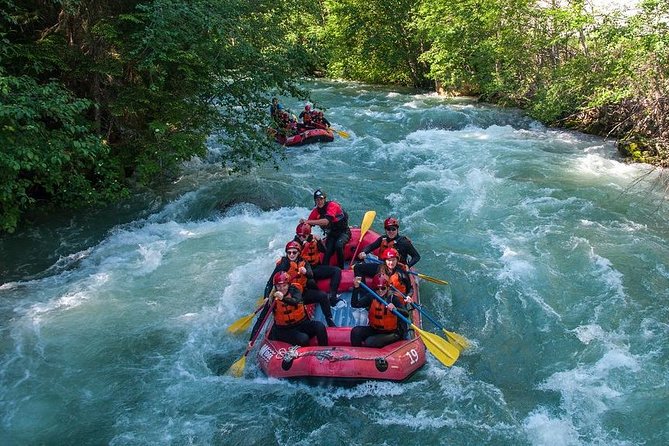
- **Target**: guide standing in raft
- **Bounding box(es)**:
[300,189,351,269]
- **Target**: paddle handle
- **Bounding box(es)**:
[411,302,444,330]
[359,283,413,327]
[246,301,275,355]
[389,285,441,330]
[349,239,364,268]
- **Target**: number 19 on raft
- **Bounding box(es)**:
[404,348,420,365]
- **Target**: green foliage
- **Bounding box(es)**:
[0,74,125,233]
[0,0,324,232]
[323,0,429,87]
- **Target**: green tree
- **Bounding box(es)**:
[323,0,429,87]
[1,0,322,232]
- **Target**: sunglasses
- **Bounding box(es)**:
[287,250,299,255]
[385,227,398,231]
[376,286,388,291]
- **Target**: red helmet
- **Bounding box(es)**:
[381,248,399,260]
[273,271,291,285]
[285,240,301,252]
[384,217,399,229]
[296,223,312,237]
[305,104,311,111]
[371,274,389,289]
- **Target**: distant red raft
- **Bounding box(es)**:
[275,127,334,146]
[255,227,427,383]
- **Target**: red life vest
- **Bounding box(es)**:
[368,298,399,332]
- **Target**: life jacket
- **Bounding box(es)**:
[368,297,399,332]
[279,257,308,290]
[300,238,321,266]
[387,268,408,295]
[380,235,414,263]
[273,291,308,327]
[302,111,313,124]
[379,237,396,254]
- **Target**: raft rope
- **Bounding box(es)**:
[283,346,380,363]
[282,342,416,363]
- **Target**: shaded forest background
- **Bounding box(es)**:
[1,0,667,233]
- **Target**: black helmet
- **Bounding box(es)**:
[313,189,326,200]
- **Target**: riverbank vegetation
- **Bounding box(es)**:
[1,0,667,232]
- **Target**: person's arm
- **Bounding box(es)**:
[360,236,382,257]
[282,285,303,305]
[401,237,421,267]
[302,261,313,279]
[263,260,285,298]
[304,214,332,228]
[401,270,413,299]
[249,300,271,341]
[350,277,372,308]
[300,208,330,228]
[391,294,410,318]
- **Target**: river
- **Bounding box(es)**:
[1,79,668,445]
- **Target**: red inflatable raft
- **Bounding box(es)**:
[255,227,427,382]
[275,127,334,146]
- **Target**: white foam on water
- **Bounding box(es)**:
[524,411,580,446]
[526,342,641,445]
[588,248,626,302]
[573,324,608,345]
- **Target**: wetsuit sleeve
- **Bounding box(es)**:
[283,285,303,305]
[304,261,314,280]
[401,270,413,297]
[249,301,271,341]
[307,208,320,220]
[351,287,372,308]
[264,257,289,298]
[362,236,382,254]
[391,295,410,318]
[401,237,421,267]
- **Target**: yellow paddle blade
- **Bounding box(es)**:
[227,355,247,377]
[227,312,255,334]
[416,272,449,286]
[359,211,376,240]
[334,128,350,138]
[350,211,376,269]
[444,329,470,350]
[412,324,460,367]
[228,298,267,334]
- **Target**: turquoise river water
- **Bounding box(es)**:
[1,80,668,445]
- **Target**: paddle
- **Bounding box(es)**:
[367,257,449,285]
[390,285,469,350]
[332,128,350,138]
[227,301,274,377]
[359,283,459,367]
[227,299,266,334]
[350,211,376,269]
